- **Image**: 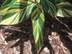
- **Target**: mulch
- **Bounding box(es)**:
[0,0,72,54]
[0,14,72,54]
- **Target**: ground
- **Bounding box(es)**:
[0,0,72,54]
[0,14,72,54]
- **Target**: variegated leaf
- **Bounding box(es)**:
[56,2,72,17]
[31,4,45,51]
[36,0,40,3]
[0,0,35,15]
[0,0,17,15]
[0,0,35,25]
[40,0,56,17]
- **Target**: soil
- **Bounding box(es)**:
[0,0,72,54]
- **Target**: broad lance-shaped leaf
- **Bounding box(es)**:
[40,0,56,17]
[0,0,35,25]
[0,0,17,15]
[56,2,72,17]
[0,0,35,15]
[31,4,45,51]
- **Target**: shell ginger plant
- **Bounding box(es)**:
[0,0,72,52]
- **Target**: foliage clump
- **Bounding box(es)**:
[0,0,72,52]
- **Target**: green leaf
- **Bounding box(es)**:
[55,0,67,4]
[36,0,40,3]
[31,4,45,51]
[40,0,56,17]
[0,0,17,15]
[1,0,35,25]
[56,2,72,17]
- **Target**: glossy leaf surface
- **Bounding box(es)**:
[40,0,56,17]
[0,0,72,52]
[0,0,35,25]
[31,4,45,51]
[56,0,72,17]
[0,0,17,14]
